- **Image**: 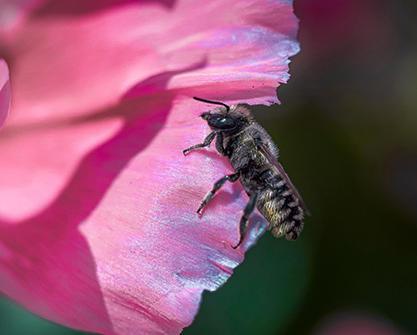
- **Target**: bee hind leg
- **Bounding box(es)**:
[197,171,240,216]
[232,192,259,249]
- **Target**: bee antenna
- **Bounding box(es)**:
[193,96,230,112]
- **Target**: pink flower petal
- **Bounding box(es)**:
[0,1,298,334]
[0,59,11,128]
[315,313,405,335]
[0,0,43,30]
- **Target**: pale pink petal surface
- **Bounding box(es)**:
[0,59,11,128]
[0,1,299,334]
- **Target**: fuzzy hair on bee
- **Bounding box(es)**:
[183,97,308,248]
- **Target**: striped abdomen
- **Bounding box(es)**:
[256,172,305,240]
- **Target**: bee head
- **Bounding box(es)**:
[200,111,237,130]
[194,97,251,133]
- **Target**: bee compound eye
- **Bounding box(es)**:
[212,116,235,129]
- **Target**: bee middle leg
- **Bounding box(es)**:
[197,171,240,215]
[232,192,259,249]
[183,131,216,155]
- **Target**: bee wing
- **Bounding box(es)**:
[257,143,310,214]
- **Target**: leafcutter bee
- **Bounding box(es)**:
[183,97,308,248]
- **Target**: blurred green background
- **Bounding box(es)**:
[1,0,417,334]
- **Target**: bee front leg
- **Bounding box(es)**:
[197,171,240,216]
[232,192,259,249]
[215,132,227,156]
[183,131,216,155]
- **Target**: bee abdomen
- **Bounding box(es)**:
[258,182,305,241]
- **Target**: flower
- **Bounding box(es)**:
[0,0,299,334]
